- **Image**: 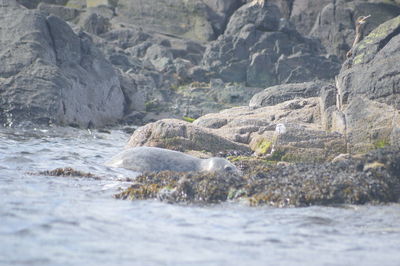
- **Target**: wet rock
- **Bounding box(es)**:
[244,146,400,207]
[115,146,400,207]
[31,167,100,179]
[115,170,245,204]
[0,1,125,128]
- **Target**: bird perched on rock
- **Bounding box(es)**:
[346,15,371,58]
[270,123,287,155]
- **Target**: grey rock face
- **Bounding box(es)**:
[38,2,81,22]
[338,16,400,107]
[331,15,400,148]
[114,0,215,41]
[199,2,340,86]
[289,0,332,35]
[0,1,124,127]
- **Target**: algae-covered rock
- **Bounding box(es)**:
[115,146,400,207]
[115,171,246,204]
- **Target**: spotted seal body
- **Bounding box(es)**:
[105,147,239,174]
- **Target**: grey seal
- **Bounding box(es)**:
[105,146,239,174]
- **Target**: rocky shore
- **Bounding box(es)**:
[2,0,400,206]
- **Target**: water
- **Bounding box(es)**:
[1,127,400,266]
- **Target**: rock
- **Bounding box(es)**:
[249,81,330,108]
[0,1,125,127]
[333,15,400,149]
[38,2,82,22]
[78,6,113,35]
[115,145,400,207]
[289,0,331,35]
[170,81,263,120]
[126,119,251,155]
[275,53,340,83]
[343,97,398,152]
[114,0,215,41]
[194,97,346,161]
[200,2,340,86]
[86,0,117,8]
[66,0,87,9]
[224,1,282,35]
[144,44,174,72]
[246,51,277,87]
[309,1,400,60]
[17,0,69,9]
[243,146,400,206]
[202,0,244,35]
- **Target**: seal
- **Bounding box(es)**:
[105,146,239,174]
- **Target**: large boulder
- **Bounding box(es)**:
[0,1,125,127]
[126,119,251,155]
[332,15,400,149]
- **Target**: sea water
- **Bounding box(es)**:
[1,127,399,266]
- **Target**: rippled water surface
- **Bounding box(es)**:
[1,127,400,266]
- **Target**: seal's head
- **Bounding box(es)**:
[202,157,240,175]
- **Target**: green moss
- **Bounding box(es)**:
[182,116,196,123]
[374,139,390,149]
[353,54,365,65]
[254,139,272,155]
[364,16,400,44]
